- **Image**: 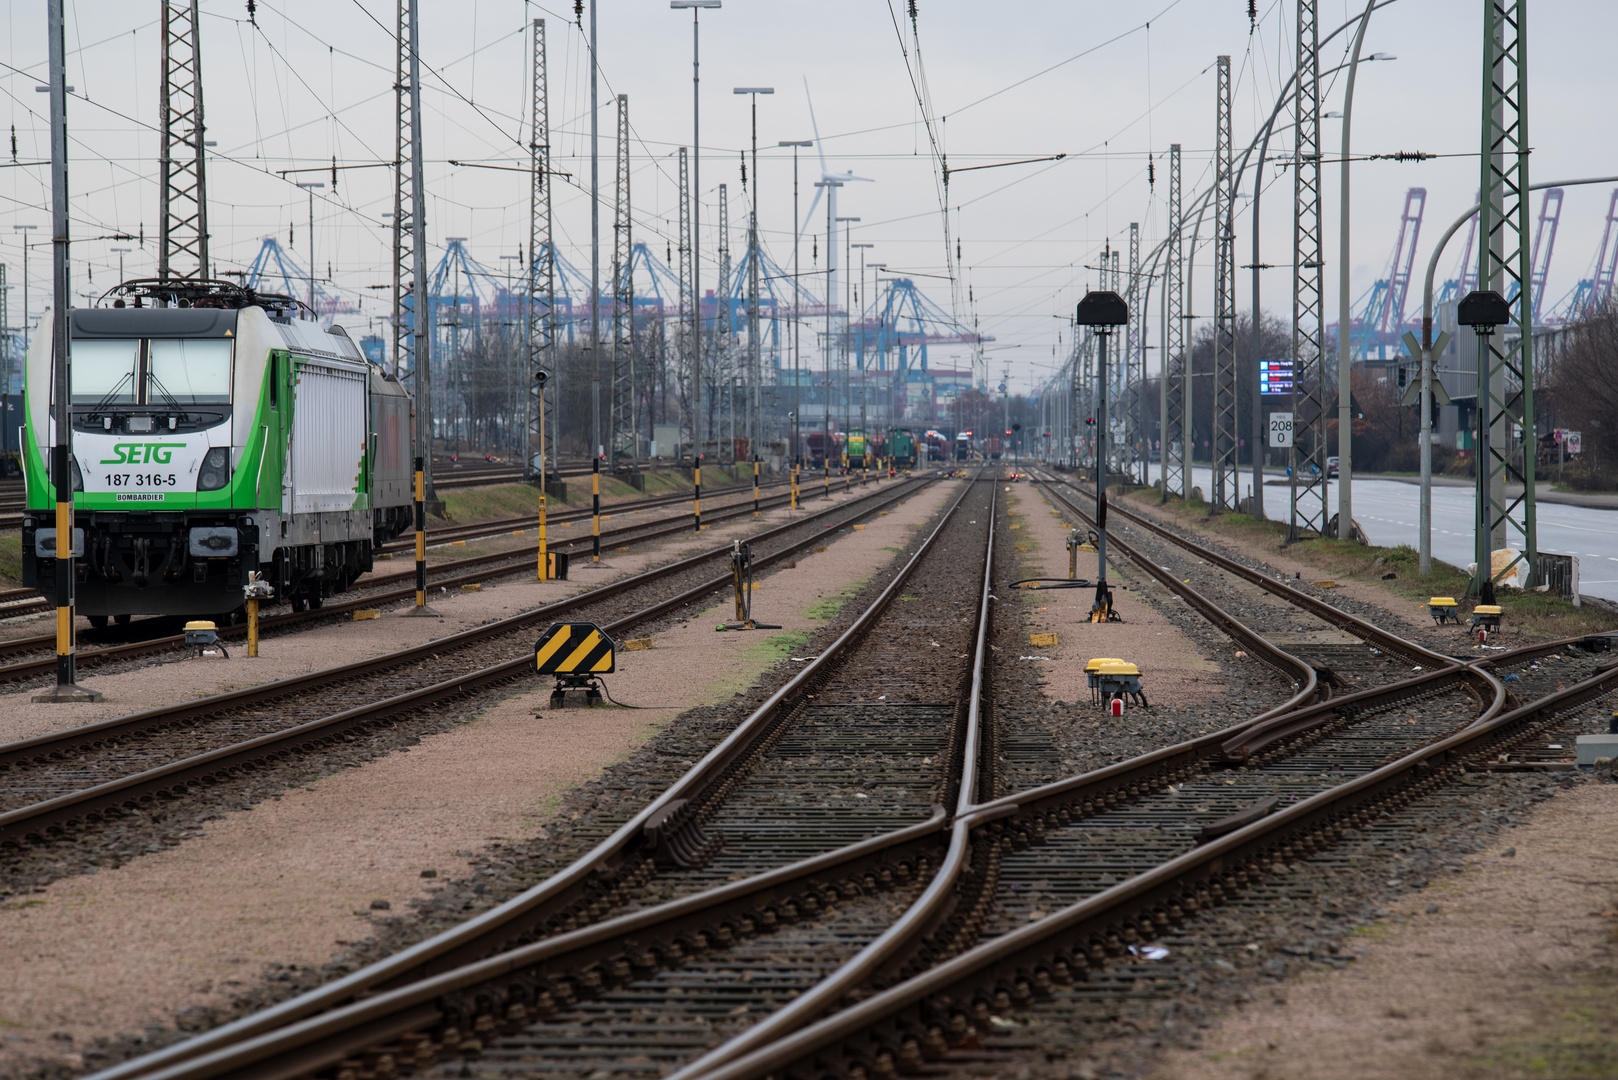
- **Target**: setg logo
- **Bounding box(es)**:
[99,443,187,465]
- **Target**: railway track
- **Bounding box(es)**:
[376,473,798,555]
[73,467,1617,1080]
[0,472,940,855]
[56,471,989,1080]
[0,475,806,619]
[0,462,800,529]
[0,475,833,673]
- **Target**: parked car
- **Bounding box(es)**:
[1326,455,1340,478]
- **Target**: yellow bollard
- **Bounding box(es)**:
[242,571,273,657]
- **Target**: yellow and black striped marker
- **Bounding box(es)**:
[534,621,616,676]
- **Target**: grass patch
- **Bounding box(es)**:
[434,467,775,523]
[807,581,868,622]
[438,483,548,524]
[1470,980,1618,1078]
[1125,490,1618,642]
[0,533,22,587]
[746,629,811,664]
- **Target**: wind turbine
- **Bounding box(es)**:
[798,79,873,324]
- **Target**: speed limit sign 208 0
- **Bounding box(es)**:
[1269,412,1294,448]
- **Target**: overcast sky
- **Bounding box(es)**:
[3,1,1616,394]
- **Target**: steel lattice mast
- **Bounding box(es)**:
[527,18,557,483]
[609,93,637,472]
[677,147,694,454]
[158,0,208,280]
[1289,0,1328,538]
[1162,145,1187,501]
[715,184,730,458]
[1125,222,1141,480]
[1108,248,1121,474]
[716,183,731,341]
[1472,0,1536,593]
[1211,54,1239,511]
[393,0,432,498]
[746,195,761,458]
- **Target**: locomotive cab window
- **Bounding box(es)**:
[69,338,141,405]
[148,338,233,405]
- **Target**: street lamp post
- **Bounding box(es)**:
[779,139,812,475]
[671,0,720,463]
[816,180,841,487]
[295,182,324,312]
[1334,0,1386,541]
[869,264,888,427]
[836,216,859,455]
[734,86,773,461]
[852,243,874,439]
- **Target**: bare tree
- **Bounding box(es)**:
[1549,298,1618,481]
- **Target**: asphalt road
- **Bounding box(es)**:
[1172,465,1618,604]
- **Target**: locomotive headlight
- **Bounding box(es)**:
[197,447,231,491]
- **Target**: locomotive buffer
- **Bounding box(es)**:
[535,621,616,707]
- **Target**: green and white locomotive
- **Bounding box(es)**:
[21,280,415,623]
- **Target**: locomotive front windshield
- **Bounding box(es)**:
[147,339,232,404]
[69,338,141,405]
[68,337,233,406]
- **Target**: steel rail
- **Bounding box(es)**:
[1038,470,1457,669]
[692,646,1618,1080]
[376,473,802,553]
[75,473,975,1080]
[662,482,1004,1080]
[660,471,1545,1079]
[1030,475,1322,714]
[0,476,802,621]
[0,476,939,811]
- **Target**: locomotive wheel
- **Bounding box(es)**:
[290,595,307,614]
[114,613,132,626]
[87,615,109,629]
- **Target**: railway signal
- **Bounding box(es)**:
[535,620,616,707]
[1075,289,1128,624]
[1458,289,1513,600]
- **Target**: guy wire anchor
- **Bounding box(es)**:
[717,540,781,631]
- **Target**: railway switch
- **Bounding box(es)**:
[1428,596,1459,626]
[1095,660,1146,711]
[184,620,228,659]
[535,621,616,707]
[1084,657,1125,704]
[717,540,781,632]
[1089,584,1119,623]
[1471,604,1503,642]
